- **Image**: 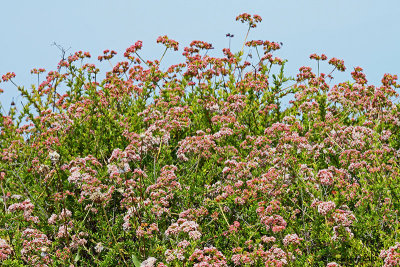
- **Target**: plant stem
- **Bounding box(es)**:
[159,48,168,64]
[240,26,251,54]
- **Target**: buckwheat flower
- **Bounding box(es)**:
[175,249,185,261]
[8,199,39,223]
[0,238,12,260]
[272,225,286,233]
[57,225,70,238]
[222,167,231,174]
[268,246,288,264]
[136,227,146,238]
[261,236,276,243]
[67,169,82,183]
[116,162,131,174]
[21,228,52,265]
[317,169,334,185]
[48,214,58,224]
[49,150,60,164]
[10,194,22,199]
[157,35,179,51]
[89,190,106,203]
[229,221,240,233]
[234,197,246,205]
[189,247,228,266]
[59,208,72,219]
[208,103,220,113]
[231,254,242,265]
[177,240,190,248]
[107,164,119,176]
[181,220,199,233]
[70,232,88,249]
[123,208,134,231]
[283,234,303,246]
[380,130,392,141]
[231,253,254,266]
[295,248,303,255]
[396,149,400,159]
[94,242,104,253]
[380,242,400,267]
[37,164,50,176]
[317,201,336,216]
[327,262,340,267]
[189,230,202,240]
[165,222,180,236]
[8,199,34,212]
[141,257,157,267]
[2,72,16,82]
[164,249,175,263]
[332,209,356,227]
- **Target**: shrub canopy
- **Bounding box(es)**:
[1,13,400,266]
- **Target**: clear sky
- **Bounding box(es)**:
[1,0,399,111]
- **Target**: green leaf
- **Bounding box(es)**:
[74,250,81,262]
[131,254,141,267]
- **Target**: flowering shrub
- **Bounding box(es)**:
[0,13,400,266]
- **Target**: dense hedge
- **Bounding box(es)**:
[1,13,400,266]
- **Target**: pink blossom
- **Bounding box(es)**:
[318,201,336,216]
[380,242,400,267]
[0,238,12,260]
[327,263,340,267]
[283,233,303,246]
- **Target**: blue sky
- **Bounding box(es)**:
[1,0,399,111]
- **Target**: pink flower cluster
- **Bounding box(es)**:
[380,242,400,267]
[189,246,228,266]
[282,233,303,247]
[165,218,201,240]
[1,72,15,82]
[20,228,52,266]
[236,13,262,28]
[136,223,159,238]
[8,199,39,223]
[257,201,287,233]
[310,53,328,61]
[48,208,72,224]
[157,35,179,51]
[146,165,182,216]
[317,201,336,216]
[317,169,334,185]
[231,245,289,266]
[0,239,12,261]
